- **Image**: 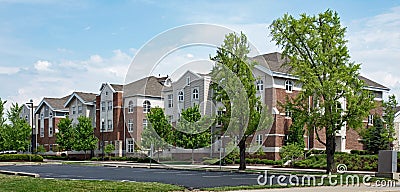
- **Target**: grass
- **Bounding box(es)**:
[0,174,185,192]
[202,184,294,191]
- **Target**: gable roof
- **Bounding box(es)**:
[35,95,71,114]
[358,76,390,91]
[124,76,166,98]
[253,52,389,91]
[99,83,123,93]
[64,92,97,107]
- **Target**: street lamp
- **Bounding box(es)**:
[26,99,35,154]
[101,118,104,161]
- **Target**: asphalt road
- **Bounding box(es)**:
[0,164,269,188]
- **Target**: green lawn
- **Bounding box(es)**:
[0,174,185,192]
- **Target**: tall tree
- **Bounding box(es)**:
[0,103,31,151]
[270,10,374,173]
[174,105,211,164]
[73,116,98,159]
[56,117,75,151]
[383,94,398,148]
[210,32,272,170]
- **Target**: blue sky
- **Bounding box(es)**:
[1,0,400,108]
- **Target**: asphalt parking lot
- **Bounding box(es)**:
[0,164,265,188]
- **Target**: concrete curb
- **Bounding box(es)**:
[0,170,40,178]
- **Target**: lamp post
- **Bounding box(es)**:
[26,99,34,154]
[101,118,104,161]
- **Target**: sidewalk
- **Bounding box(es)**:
[76,160,375,175]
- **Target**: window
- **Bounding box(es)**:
[186,76,190,86]
[368,115,374,125]
[105,91,108,96]
[128,119,133,132]
[101,102,105,112]
[78,106,82,114]
[72,106,76,114]
[285,80,293,92]
[168,115,173,123]
[40,113,44,137]
[256,80,264,91]
[101,121,105,132]
[25,115,28,122]
[178,91,184,102]
[108,101,113,111]
[168,94,173,108]
[285,108,292,118]
[256,134,263,145]
[49,126,53,137]
[108,120,113,131]
[192,89,199,100]
[143,100,151,113]
[49,112,53,119]
[143,119,148,129]
[128,101,134,113]
[127,139,134,153]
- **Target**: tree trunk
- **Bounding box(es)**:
[191,148,194,164]
[238,139,246,170]
[326,134,336,174]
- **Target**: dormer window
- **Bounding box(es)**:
[285,80,293,92]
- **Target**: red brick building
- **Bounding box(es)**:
[252,52,390,159]
[34,95,70,151]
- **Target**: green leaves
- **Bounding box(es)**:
[0,100,31,152]
[56,116,97,154]
[270,10,374,173]
[56,117,74,151]
[73,116,98,153]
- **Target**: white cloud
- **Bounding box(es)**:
[34,60,53,71]
[0,66,20,74]
[84,26,91,31]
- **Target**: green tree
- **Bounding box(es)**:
[280,143,304,166]
[270,10,374,173]
[0,98,7,151]
[362,117,388,154]
[104,143,115,160]
[56,117,75,151]
[145,107,173,161]
[73,116,98,159]
[174,105,211,164]
[383,94,398,148]
[210,32,272,170]
[0,103,31,152]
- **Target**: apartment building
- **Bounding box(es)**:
[64,92,97,128]
[20,104,38,152]
[94,83,124,156]
[34,95,70,151]
[394,106,400,150]
[252,52,390,159]
[123,76,166,154]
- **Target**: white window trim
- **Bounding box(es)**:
[285,80,293,93]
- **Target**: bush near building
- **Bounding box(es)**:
[0,154,43,162]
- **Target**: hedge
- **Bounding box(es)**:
[293,153,378,171]
[0,154,43,162]
[90,156,157,163]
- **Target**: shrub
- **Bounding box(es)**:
[43,155,68,160]
[0,154,43,162]
[350,150,369,155]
